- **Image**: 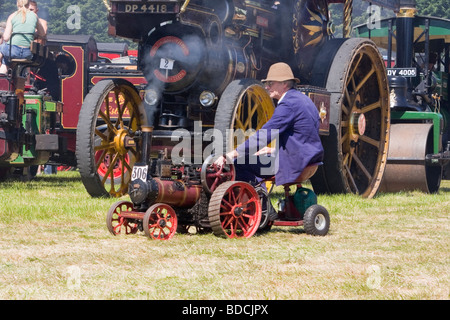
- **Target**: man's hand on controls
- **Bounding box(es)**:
[213,147,275,167]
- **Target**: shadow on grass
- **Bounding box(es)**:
[255,226,306,237]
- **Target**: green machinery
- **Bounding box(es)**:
[356,0,450,192]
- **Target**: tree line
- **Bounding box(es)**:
[0,0,448,45]
[0,0,116,44]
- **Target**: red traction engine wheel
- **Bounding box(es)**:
[208,181,262,239]
[106,200,139,236]
[143,203,178,240]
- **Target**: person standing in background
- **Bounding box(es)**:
[28,0,47,44]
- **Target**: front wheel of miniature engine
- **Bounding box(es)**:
[208,181,262,238]
[106,200,138,235]
[303,204,330,236]
[143,203,178,240]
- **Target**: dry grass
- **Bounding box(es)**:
[0,172,448,300]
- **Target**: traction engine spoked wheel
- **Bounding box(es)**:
[106,200,139,235]
[311,39,390,198]
[76,79,145,198]
[208,181,262,239]
[213,79,275,155]
[143,203,178,240]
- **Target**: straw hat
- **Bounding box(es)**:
[262,62,300,84]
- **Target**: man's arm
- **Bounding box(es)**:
[35,16,46,38]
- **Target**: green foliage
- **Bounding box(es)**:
[416,0,450,19]
[330,0,450,38]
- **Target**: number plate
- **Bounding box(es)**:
[387,68,417,77]
[160,58,174,70]
[131,165,148,182]
[117,2,178,14]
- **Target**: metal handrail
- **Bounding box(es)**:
[7,32,35,62]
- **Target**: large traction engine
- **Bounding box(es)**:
[77,0,390,239]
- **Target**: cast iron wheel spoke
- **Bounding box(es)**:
[346,53,363,86]
[122,157,133,173]
[221,214,234,230]
[94,141,114,152]
[243,102,258,129]
[220,198,233,211]
[101,152,120,184]
[94,150,108,169]
[355,66,375,93]
[352,152,372,181]
[95,129,108,141]
[113,220,124,234]
[344,88,353,113]
[235,114,245,130]
[116,100,129,130]
[237,216,250,231]
[342,99,351,116]
[360,100,381,113]
[98,110,117,134]
[359,134,379,148]
[344,163,359,194]
[234,187,245,204]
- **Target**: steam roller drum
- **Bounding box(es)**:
[142,24,206,92]
[378,123,442,193]
[309,38,390,198]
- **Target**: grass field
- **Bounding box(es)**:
[0,171,448,300]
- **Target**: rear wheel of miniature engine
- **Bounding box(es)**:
[76,79,145,198]
[208,181,262,238]
[303,204,330,236]
[143,203,178,240]
[106,200,138,235]
[310,38,390,198]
